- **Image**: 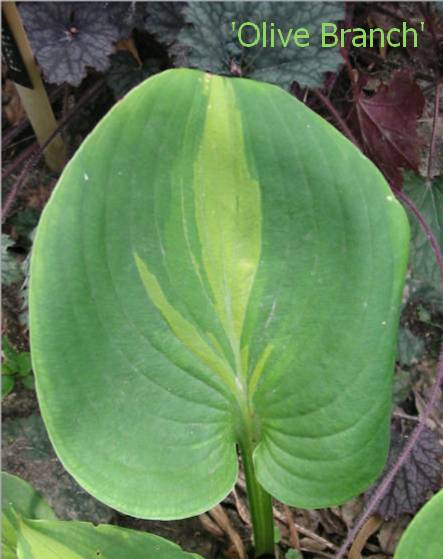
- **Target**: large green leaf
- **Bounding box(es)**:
[30,69,409,519]
[17,518,202,559]
[393,490,443,559]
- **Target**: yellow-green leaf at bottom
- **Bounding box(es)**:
[17,518,202,559]
[2,472,55,559]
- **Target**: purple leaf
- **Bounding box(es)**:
[353,71,425,187]
[365,426,443,519]
[19,2,120,86]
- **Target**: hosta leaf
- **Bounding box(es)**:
[2,473,201,559]
[19,2,119,86]
[17,518,203,559]
[30,69,409,518]
[2,472,55,559]
[393,490,443,559]
[176,2,344,88]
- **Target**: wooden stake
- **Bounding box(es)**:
[2,2,66,172]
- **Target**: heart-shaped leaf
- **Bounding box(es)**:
[30,69,409,519]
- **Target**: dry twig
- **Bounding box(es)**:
[282,504,301,550]
[273,506,338,552]
[207,505,246,559]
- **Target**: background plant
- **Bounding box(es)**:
[1,335,33,398]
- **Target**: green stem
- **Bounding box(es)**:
[233,337,274,556]
[239,440,274,557]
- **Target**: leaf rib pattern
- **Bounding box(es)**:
[30,69,409,517]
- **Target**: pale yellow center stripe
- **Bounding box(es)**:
[134,74,272,398]
[193,75,261,377]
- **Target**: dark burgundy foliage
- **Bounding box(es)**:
[353,71,425,187]
[19,2,120,86]
[105,1,148,39]
[143,1,186,46]
[106,52,159,99]
[364,426,443,520]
